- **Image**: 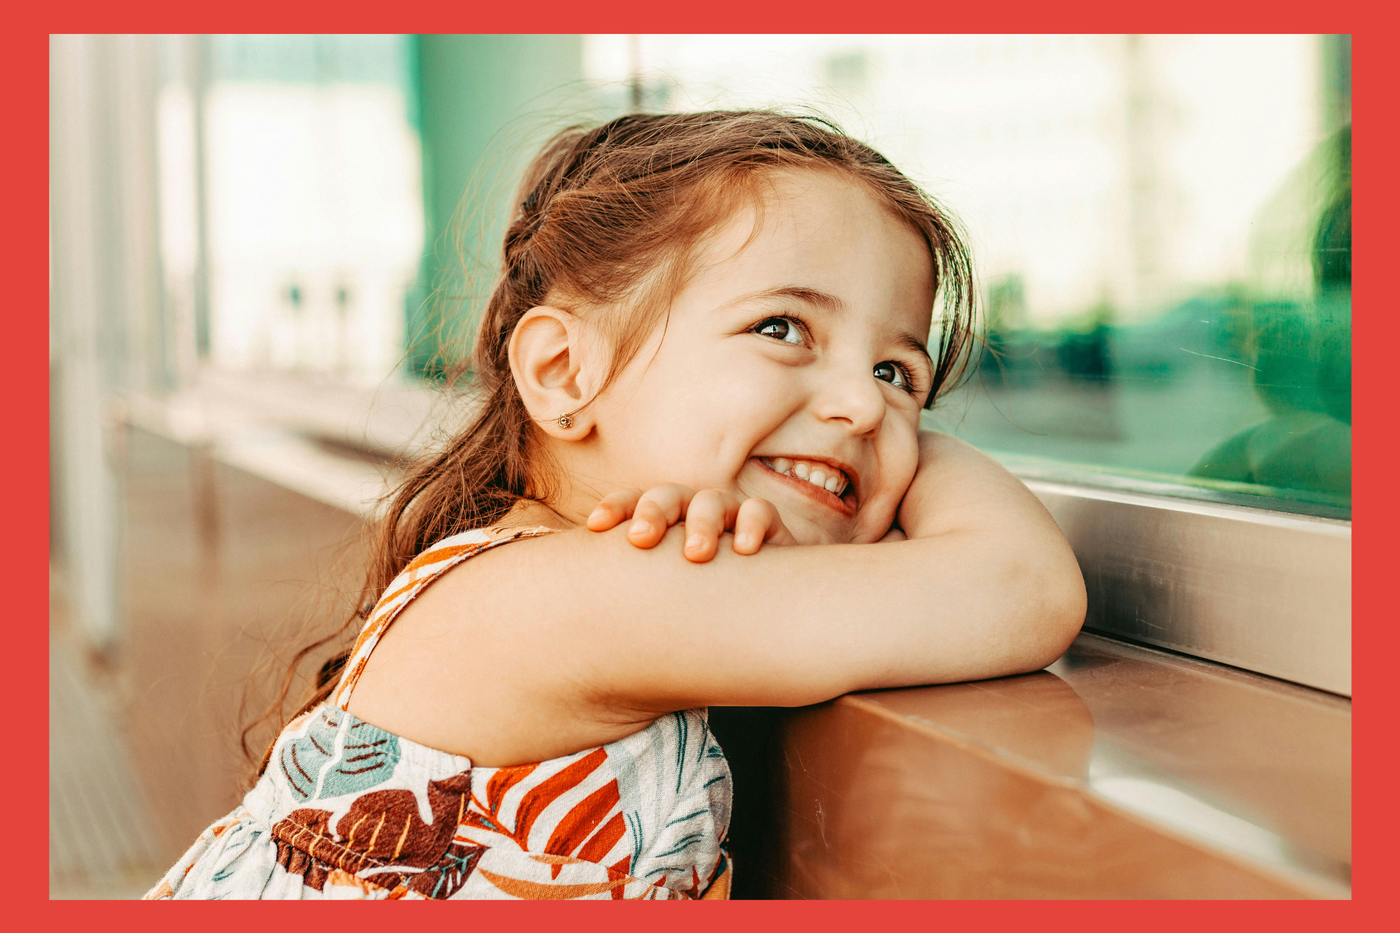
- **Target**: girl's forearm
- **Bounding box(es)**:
[402,433,1086,720]
[587,432,1084,705]
[898,431,1049,540]
[864,430,1085,686]
[842,527,1085,692]
[545,521,1083,708]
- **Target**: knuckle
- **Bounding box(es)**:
[746,496,775,517]
[688,506,720,528]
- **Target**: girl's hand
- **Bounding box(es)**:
[586,485,797,562]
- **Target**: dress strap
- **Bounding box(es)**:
[329,525,559,709]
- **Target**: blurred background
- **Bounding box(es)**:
[49,34,1350,897]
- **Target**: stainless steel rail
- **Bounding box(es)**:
[1026,479,1351,696]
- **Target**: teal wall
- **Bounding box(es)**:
[409,34,592,378]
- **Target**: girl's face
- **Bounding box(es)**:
[568,169,936,545]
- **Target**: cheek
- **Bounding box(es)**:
[855,422,920,534]
[876,412,921,486]
[603,348,791,482]
[658,349,796,436]
[888,432,921,492]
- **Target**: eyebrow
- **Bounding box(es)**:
[897,332,934,368]
[739,284,846,315]
[739,284,934,367]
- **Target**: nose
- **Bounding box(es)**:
[813,362,886,436]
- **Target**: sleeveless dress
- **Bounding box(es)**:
[145,526,733,900]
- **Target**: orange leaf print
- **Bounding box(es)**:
[700,860,731,900]
[608,854,631,900]
[543,780,620,858]
[326,869,386,897]
[484,763,539,815]
[476,867,629,900]
[576,811,627,864]
[512,748,607,844]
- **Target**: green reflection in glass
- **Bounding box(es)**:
[931,125,1351,516]
[1190,127,1350,507]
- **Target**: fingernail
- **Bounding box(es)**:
[629,519,649,536]
[686,534,704,551]
[736,533,755,551]
[588,505,606,521]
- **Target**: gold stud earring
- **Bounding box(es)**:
[557,413,573,429]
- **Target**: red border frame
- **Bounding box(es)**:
[17,3,1392,930]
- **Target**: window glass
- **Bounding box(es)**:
[157,35,424,384]
[584,35,1352,517]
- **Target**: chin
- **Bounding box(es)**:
[778,500,897,545]
[781,514,861,547]
[845,509,898,545]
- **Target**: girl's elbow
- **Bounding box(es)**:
[996,538,1085,674]
[1028,544,1087,667]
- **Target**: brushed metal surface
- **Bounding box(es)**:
[1024,480,1351,696]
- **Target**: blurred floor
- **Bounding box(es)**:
[49,579,164,899]
[49,423,371,899]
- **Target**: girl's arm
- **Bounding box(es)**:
[596,429,1084,703]
[349,431,1085,764]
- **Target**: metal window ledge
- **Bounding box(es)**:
[1023,479,1350,696]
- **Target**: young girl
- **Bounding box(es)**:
[146,111,1085,900]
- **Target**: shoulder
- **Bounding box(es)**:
[380,525,560,611]
[345,524,662,764]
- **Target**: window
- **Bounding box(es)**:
[124,35,1350,692]
[584,34,1352,519]
[156,35,424,384]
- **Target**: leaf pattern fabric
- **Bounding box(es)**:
[279,707,402,802]
[144,526,732,900]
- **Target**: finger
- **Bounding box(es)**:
[732,497,794,554]
[683,489,740,563]
[627,485,692,548]
[587,489,642,531]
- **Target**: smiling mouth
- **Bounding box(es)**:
[756,456,856,514]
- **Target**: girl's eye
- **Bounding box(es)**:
[874,361,912,391]
[753,316,806,346]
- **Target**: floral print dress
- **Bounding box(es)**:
[146,526,733,900]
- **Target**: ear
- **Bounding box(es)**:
[508,306,596,438]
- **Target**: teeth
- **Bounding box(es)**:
[762,456,849,497]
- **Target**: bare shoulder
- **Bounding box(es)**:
[344,527,656,766]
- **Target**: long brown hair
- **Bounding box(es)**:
[244,110,979,776]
